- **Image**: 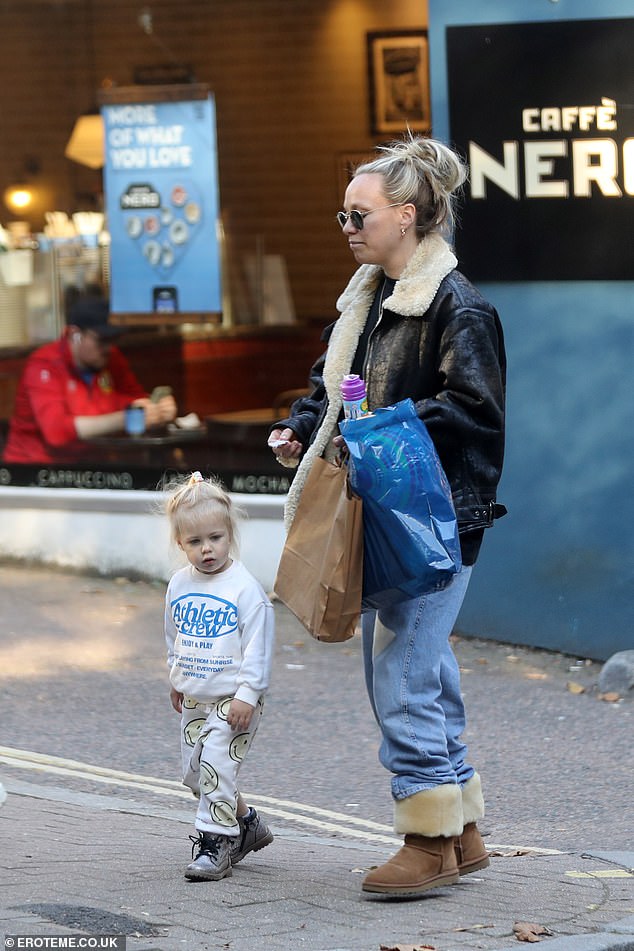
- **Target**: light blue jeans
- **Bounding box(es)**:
[361,566,474,801]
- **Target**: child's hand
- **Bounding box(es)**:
[170,688,183,713]
[227,698,254,731]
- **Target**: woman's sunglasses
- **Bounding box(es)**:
[336,203,402,230]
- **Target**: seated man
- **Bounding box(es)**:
[3,295,177,463]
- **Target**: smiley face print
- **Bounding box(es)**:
[210,799,236,827]
[199,762,219,797]
[183,717,206,747]
[229,733,250,763]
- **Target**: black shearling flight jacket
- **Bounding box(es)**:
[277,235,507,565]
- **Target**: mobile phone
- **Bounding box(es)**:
[153,286,178,312]
[150,385,173,403]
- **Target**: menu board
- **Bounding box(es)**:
[101,86,221,313]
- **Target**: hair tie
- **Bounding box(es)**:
[188,471,204,485]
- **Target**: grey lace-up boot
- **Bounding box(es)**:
[185,832,232,881]
[230,808,274,865]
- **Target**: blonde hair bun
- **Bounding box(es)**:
[353,132,467,236]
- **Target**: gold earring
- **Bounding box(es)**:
[400,227,406,237]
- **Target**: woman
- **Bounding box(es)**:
[269,135,506,897]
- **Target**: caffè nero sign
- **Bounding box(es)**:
[447,18,634,280]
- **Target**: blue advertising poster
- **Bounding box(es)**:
[101,94,221,314]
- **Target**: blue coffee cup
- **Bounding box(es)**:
[124,405,146,436]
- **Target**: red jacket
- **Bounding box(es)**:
[3,338,146,463]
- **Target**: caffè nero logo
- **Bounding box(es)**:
[447,18,634,280]
[469,98,634,200]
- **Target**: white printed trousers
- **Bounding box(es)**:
[180,694,263,835]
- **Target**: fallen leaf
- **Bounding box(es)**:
[567,681,586,694]
[513,921,554,942]
[525,671,548,680]
[598,691,621,702]
[380,945,435,951]
[489,848,532,858]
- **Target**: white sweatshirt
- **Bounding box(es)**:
[165,560,275,708]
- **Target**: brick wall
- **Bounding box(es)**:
[0,0,426,321]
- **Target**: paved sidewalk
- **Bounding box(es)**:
[1,563,633,951]
[1,775,633,951]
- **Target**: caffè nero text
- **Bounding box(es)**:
[469,99,633,199]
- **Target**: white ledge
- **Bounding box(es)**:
[0,485,284,519]
[0,486,286,586]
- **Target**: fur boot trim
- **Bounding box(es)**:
[461,772,485,826]
[283,234,456,529]
[394,783,463,838]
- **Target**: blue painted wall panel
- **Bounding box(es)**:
[429,0,633,659]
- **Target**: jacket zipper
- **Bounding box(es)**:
[362,278,390,395]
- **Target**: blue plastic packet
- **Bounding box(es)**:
[339,399,461,610]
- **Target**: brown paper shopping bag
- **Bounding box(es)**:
[274,457,363,642]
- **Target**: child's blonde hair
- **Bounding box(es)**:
[163,471,242,554]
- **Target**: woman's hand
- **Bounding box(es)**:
[268,427,302,461]
[227,698,255,731]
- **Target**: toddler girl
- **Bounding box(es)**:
[164,471,275,881]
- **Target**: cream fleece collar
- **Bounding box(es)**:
[283,233,456,528]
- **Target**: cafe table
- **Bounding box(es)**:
[85,425,210,468]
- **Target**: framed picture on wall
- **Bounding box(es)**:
[366,30,430,136]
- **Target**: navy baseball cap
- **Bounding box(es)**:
[66,297,122,339]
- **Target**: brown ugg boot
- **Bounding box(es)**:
[456,773,489,875]
[363,784,463,896]
[362,833,459,895]
[454,822,490,875]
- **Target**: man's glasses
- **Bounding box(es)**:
[336,203,402,230]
